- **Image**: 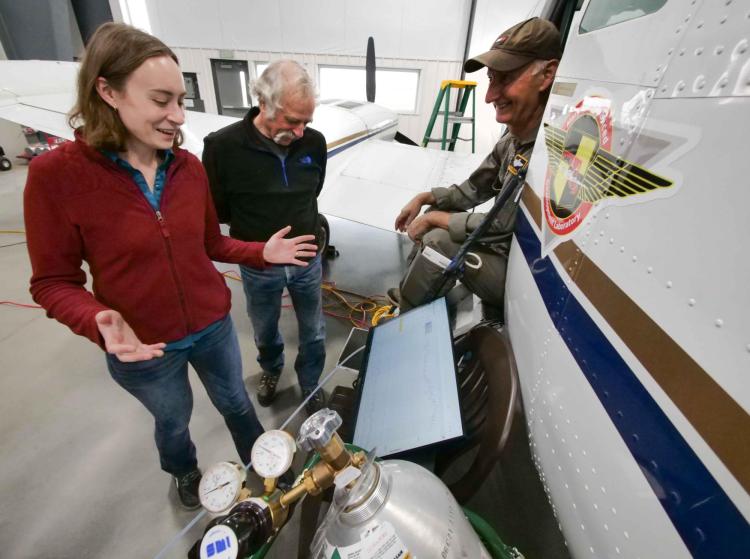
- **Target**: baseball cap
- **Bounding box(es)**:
[464,17,562,73]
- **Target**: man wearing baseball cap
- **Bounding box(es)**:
[390,17,561,319]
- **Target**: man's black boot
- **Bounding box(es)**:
[174,468,202,510]
[257,372,280,407]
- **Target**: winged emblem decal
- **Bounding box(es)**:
[542,98,673,237]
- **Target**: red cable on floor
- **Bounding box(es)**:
[1,301,42,309]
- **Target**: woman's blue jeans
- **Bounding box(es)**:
[240,254,326,390]
[106,315,265,476]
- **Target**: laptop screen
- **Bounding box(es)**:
[352,297,463,457]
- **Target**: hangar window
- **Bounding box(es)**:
[579,0,667,33]
[318,66,420,113]
[255,62,269,78]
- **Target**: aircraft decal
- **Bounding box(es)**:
[543,96,673,238]
[514,206,750,557]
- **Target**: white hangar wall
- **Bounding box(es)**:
[143,0,471,148]
[121,0,543,155]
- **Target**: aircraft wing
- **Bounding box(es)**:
[0,60,78,141]
[320,140,486,231]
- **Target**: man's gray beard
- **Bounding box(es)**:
[274,131,297,145]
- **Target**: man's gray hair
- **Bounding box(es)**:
[530,58,552,75]
[252,60,316,118]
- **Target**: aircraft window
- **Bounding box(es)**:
[579,0,667,33]
[319,65,420,113]
[337,100,365,109]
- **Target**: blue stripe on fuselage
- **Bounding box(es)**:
[514,210,750,557]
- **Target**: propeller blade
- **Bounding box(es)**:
[366,36,376,103]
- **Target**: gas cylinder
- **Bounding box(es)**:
[307,421,491,558]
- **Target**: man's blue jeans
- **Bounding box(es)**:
[240,254,326,390]
[106,315,265,476]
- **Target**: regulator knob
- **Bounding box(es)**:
[297,408,342,452]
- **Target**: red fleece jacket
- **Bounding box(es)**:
[24,136,266,348]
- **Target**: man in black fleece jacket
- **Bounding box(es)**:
[203,60,328,414]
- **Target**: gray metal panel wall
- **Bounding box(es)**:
[0,0,81,60]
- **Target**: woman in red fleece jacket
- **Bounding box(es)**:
[23,23,317,510]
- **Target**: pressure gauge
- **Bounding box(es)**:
[199,461,246,514]
[250,429,296,479]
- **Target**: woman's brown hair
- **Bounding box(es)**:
[68,22,183,151]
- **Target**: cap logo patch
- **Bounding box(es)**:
[493,35,509,48]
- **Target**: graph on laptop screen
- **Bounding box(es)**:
[353,297,463,457]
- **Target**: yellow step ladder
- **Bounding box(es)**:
[422,80,477,152]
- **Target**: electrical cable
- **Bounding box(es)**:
[1,301,41,309]
[221,270,392,329]
[0,230,27,249]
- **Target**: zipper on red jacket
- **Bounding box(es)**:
[155,210,170,237]
[155,208,192,334]
[107,156,194,335]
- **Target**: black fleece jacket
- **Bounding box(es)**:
[202,107,327,242]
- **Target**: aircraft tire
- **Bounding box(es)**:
[0,157,11,171]
[318,213,330,258]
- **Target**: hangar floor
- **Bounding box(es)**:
[0,163,567,558]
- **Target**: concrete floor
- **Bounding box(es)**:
[0,162,567,559]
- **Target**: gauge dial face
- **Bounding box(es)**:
[250,430,296,479]
[198,461,245,513]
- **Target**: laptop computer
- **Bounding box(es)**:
[352,297,464,458]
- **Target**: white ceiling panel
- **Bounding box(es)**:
[151,0,222,48]
[343,0,405,59]
[401,0,471,60]
[279,0,346,54]
[145,0,470,61]
[218,0,283,51]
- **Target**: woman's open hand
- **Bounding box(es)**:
[95,310,166,362]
